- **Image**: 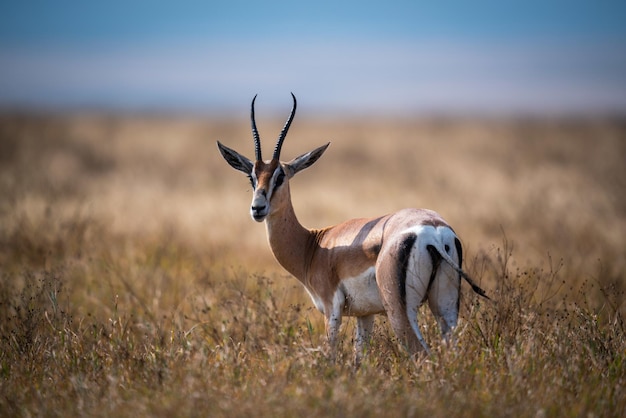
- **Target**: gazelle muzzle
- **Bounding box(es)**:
[250,188,269,221]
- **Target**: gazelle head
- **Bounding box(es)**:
[217,93,330,222]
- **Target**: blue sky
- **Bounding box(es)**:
[1,1,625,115]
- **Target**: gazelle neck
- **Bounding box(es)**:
[264,190,316,281]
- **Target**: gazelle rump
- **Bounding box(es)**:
[216,94,488,363]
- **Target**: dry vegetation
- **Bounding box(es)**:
[0,112,625,417]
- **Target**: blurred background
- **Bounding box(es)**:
[1,0,626,116]
[1,5,625,414]
[1,0,625,274]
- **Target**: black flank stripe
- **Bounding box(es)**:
[454,237,463,311]
[454,237,463,269]
[397,234,417,307]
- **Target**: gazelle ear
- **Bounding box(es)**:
[285,142,330,176]
[217,141,254,174]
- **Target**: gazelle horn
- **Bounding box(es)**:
[250,94,262,161]
[273,93,297,160]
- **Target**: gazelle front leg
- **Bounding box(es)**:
[324,290,345,361]
[355,315,375,367]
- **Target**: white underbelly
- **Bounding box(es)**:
[340,267,385,316]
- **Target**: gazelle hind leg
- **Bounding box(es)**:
[406,301,430,354]
[376,234,423,356]
[426,239,461,343]
[404,242,438,354]
[427,263,459,343]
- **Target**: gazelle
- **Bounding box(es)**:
[217,94,488,364]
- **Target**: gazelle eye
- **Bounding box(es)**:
[274,169,285,189]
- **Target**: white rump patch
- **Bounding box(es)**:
[402,223,461,348]
[402,225,457,253]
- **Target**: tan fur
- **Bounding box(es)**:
[216,95,472,364]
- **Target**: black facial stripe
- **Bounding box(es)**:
[272,167,285,190]
[275,170,285,189]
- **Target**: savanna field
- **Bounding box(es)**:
[0,113,625,417]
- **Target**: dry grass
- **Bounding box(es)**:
[0,113,625,417]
